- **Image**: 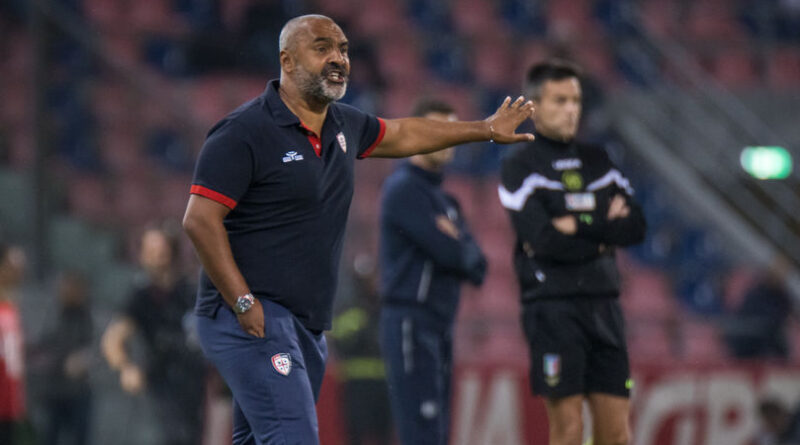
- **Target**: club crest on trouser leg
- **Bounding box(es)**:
[271,353,292,376]
[544,353,560,387]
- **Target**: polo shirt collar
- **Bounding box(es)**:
[263,79,344,130]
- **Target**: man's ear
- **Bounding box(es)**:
[280,50,294,73]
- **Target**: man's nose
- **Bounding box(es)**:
[330,49,346,65]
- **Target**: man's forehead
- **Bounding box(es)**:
[542,78,581,95]
[296,18,347,44]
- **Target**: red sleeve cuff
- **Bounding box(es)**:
[190,185,237,209]
[358,118,386,159]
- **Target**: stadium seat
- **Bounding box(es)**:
[0,79,30,128]
[723,266,758,311]
[681,319,727,363]
[354,0,407,38]
[766,47,800,88]
[546,0,592,34]
[790,323,800,361]
[156,174,192,220]
[711,48,759,89]
[640,0,676,38]
[83,0,122,30]
[376,39,425,88]
[619,268,678,322]
[97,129,142,175]
[472,38,515,89]
[113,174,161,228]
[627,321,676,361]
[129,0,186,35]
[8,129,34,169]
[67,174,110,224]
[452,0,499,35]
[685,0,746,43]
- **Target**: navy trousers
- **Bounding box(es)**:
[380,308,453,445]
[197,298,327,445]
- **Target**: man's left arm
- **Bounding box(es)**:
[369,96,535,158]
[575,193,647,246]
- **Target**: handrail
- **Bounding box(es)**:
[613,115,800,303]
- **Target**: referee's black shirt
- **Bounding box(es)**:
[498,135,646,301]
[190,80,385,331]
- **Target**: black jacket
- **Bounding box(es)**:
[499,135,646,301]
[379,162,486,323]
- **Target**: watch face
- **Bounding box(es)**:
[236,295,254,314]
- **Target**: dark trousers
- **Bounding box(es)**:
[197,299,328,445]
[44,393,92,445]
[380,308,453,445]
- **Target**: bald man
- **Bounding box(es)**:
[183,14,534,444]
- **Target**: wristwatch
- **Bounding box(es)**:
[233,293,255,314]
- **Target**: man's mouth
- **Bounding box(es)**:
[323,67,347,84]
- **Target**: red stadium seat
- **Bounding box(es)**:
[641,0,677,38]
[790,322,800,361]
[711,48,759,89]
[97,129,143,175]
[129,0,187,35]
[723,266,758,311]
[546,0,593,34]
[620,268,678,322]
[627,322,676,361]
[8,129,34,169]
[157,174,193,219]
[67,174,110,224]
[681,320,727,363]
[685,0,746,43]
[472,38,515,89]
[83,0,122,30]
[376,39,425,88]
[354,0,408,38]
[766,48,800,88]
[452,0,499,35]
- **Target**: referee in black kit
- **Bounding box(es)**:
[498,60,646,445]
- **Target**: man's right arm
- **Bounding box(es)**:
[182,195,264,337]
[101,317,145,394]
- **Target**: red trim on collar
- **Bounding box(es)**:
[359,118,386,159]
[300,122,322,157]
[190,185,237,209]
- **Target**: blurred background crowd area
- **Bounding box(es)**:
[0,0,799,443]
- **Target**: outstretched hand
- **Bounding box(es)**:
[485,96,535,144]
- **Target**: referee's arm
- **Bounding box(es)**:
[571,194,647,247]
[510,197,604,263]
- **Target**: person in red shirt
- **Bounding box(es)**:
[0,243,27,444]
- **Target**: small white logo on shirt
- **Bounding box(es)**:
[336,132,347,153]
[552,158,582,170]
[282,151,304,163]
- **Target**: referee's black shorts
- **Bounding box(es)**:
[521,296,631,399]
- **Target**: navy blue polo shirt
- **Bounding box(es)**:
[190,79,386,331]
